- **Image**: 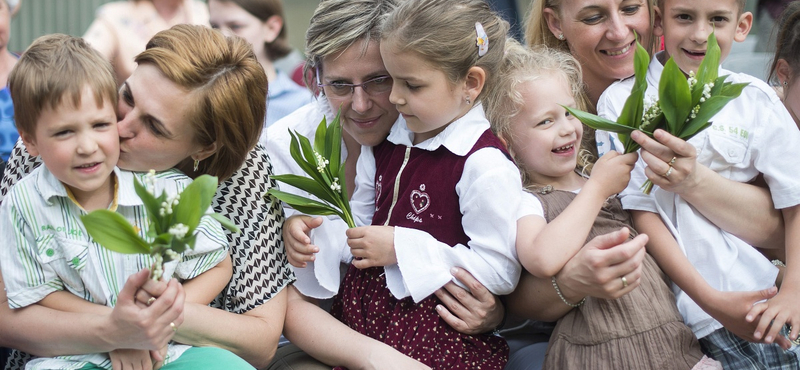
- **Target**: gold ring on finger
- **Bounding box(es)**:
[147,297,156,306]
[664,166,674,178]
[621,276,628,288]
[170,322,177,332]
[669,156,677,166]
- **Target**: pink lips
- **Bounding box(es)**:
[349,116,380,129]
[683,48,706,60]
[75,162,102,174]
[601,40,635,58]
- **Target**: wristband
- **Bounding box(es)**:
[551,276,586,308]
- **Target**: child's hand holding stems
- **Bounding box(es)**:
[347,225,397,269]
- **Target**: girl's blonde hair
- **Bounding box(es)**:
[380,0,509,102]
[524,0,657,53]
[485,39,594,186]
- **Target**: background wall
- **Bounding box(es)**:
[7,0,321,55]
[8,0,755,57]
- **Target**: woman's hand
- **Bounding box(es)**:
[283,215,324,268]
[109,269,183,354]
[434,267,503,335]
[631,129,701,196]
[556,228,647,301]
[347,226,397,268]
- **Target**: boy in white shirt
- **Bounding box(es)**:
[597,0,800,367]
[0,34,237,370]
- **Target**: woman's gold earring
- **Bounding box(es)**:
[193,159,200,172]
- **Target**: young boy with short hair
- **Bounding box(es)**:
[598,0,800,367]
[0,34,239,370]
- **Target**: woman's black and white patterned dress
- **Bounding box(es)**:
[0,140,295,370]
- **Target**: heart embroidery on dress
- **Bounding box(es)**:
[410,184,430,214]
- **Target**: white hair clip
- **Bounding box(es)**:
[475,22,489,57]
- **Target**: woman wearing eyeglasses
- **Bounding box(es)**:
[264,0,505,368]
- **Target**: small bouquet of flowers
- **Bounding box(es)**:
[81,171,238,281]
[267,113,356,228]
[565,32,749,194]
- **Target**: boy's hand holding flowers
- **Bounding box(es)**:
[565,32,748,194]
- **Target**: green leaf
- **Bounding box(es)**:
[719,82,749,98]
[679,121,713,142]
[209,213,239,233]
[564,106,647,136]
[680,94,741,138]
[81,210,151,254]
[696,31,720,85]
[271,173,339,205]
[173,175,218,233]
[314,116,328,157]
[296,131,323,177]
[267,188,346,218]
[617,39,650,129]
[659,58,692,133]
[134,176,167,234]
[327,111,343,180]
[288,130,327,186]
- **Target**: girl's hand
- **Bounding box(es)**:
[698,287,790,349]
[283,215,324,268]
[110,348,153,370]
[434,267,503,335]
[631,129,701,196]
[347,226,396,269]
[746,287,800,349]
[588,151,638,197]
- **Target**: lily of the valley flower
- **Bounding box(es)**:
[267,112,356,228]
[81,173,239,281]
[565,31,748,194]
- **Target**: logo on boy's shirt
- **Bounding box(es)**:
[711,123,749,140]
[41,224,84,237]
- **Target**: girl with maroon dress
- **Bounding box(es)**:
[331,0,523,368]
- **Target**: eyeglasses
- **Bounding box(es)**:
[317,74,394,97]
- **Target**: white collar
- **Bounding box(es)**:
[37,166,140,207]
[386,104,490,156]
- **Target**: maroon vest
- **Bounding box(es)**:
[371,129,511,247]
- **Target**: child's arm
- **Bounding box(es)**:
[38,290,108,315]
[181,253,232,305]
[631,129,784,249]
[632,210,789,346]
[518,151,638,278]
[748,204,800,345]
[283,286,431,369]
